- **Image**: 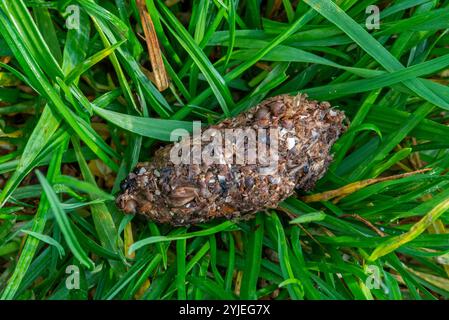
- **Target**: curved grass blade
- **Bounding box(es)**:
[176,239,187,299]
[65,40,126,84]
[303,0,449,111]
[0,12,119,171]
[72,137,123,274]
[223,0,236,67]
[267,212,304,299]
[92,105,194,141]
[156,0,234,116]
[240,213,264,299]
[370,190,449,261]
[0,105,60,207]
[1,136,67,300]
[129,221,237,254]
[35,170,94,269]
[21,230,65,259]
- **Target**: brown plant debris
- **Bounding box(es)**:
[136,0,169,91]
[116,94,346,226]
[301,168,432,203]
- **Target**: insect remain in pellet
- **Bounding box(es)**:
[116,94,346,226]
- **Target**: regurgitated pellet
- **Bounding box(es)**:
[116,94,346,225]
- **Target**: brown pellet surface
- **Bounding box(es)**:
[116,94,346,226]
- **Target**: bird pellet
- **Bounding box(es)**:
[116,94,346,225]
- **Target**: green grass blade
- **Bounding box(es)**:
[35,170,94,269]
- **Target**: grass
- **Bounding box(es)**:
[1,0,449,300]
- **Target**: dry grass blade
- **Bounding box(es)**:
[406,267,449,292]
[369,194,449,261]
[427,220,449,278]
[301,168,432,203]
[267,0,283,18]
[341,214,386,237]
[125,222,135,259]
[137,0,169,91]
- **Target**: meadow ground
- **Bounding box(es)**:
[1,0,449,300]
